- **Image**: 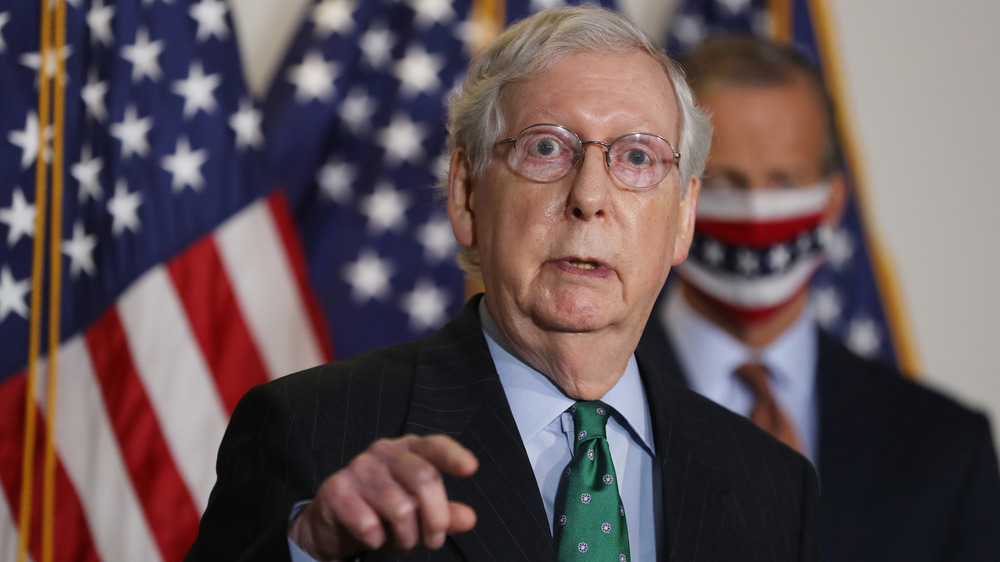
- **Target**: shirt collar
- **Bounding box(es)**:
[663,283,816,397]
[479,298,655,454]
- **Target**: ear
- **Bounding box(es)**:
[823,171,848,226]
[672,175,701,266]
[448,148,476,250]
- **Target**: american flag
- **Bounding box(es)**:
[0,1,329,560]
[262,0,616,359]
[0,0,627,559]
[665,0,913,369]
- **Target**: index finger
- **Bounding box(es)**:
[408,434,478,478]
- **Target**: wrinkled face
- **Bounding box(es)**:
[700,76,831,191]
[448,51,698,341]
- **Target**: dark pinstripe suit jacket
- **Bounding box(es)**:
[637,314,1000,561]
[187,295,820,561]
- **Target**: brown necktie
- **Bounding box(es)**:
[734,362,801,452]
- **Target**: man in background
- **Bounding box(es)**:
[638,35,1000,560]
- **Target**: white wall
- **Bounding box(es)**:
[825,0,1000,445]
[231,0,1000,450]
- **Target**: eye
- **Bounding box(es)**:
[527,136,564,159]
[625,149,651,168]
[614,145,655,170]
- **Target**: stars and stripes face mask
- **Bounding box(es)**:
[675,182,834,322]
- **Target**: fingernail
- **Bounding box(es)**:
[430,532,445,548]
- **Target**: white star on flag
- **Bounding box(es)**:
[0,11,10,53]
[416,216,457,262]
[8,111,51,169]
[847,317,881,358]
[718,0,752,15]
[360,25,393,69]
[340,89,376,134]
[359,182,410,234]
[288,50,338,103]
[312,0,355,37]
[111,105,154,159]
[343,249,395,303]
[0,266,30,324]
[172,61,221,118]
[400,278,450,331]
[72,145,104,202]
[20,44,72,84]
[378,114,427,165]
[395,46,444,97]
[87,0,115,48]
[316,159,356,204]
[0,188,36,247]
[811,286,842,328]
[826,227,854,270]
[122,27,165,82]
[671,14,705,49]
[229,98,264,149]
[81,69,109,122]
[108,181,143,235]
[161,137,209,192]
[409,0,455,28]
[62,222,98,279]
[189,0,230,42]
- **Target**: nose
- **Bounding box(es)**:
[567,143,611,220]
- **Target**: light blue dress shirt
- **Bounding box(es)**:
[479,300,662,561]
[290,301,662,560]
[661,285,820,463]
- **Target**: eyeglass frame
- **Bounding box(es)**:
[492,123,682,189]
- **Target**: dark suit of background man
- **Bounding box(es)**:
[187,7,819,562]
[637,35,1000,561]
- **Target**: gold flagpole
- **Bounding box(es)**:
[464,0,506,299]
[42,0,68,559]
[18,0,54,557]
[768,0,792,43]
[469,0,506,55]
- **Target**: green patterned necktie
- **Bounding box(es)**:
[553,400,630,561]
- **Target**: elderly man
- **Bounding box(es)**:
[638,36,1000,561]
[187,8,818,561]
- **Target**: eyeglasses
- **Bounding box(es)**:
[493,123,681,189]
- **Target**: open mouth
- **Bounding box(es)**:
[569,259,599,270]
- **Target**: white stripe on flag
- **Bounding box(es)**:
[117,266,229,512]
[0,482,30,562]
[35,339,163,562]
[215,199,325,379]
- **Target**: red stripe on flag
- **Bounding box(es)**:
[0,375,100,561]
[267,189,335,362]
[86,310,201,561]
[695,212,825,248]
[167,234,270,413]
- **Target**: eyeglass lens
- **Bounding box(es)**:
[505,124,677,188]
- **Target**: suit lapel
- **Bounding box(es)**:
[637,349,733,561]
[403,296,555,562]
